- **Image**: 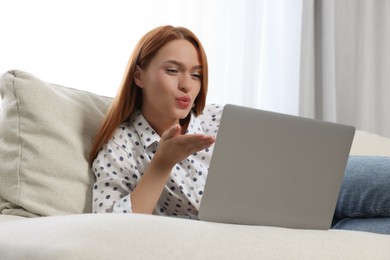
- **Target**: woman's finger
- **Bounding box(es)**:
[161,124,181,140]
[178,135,215,154]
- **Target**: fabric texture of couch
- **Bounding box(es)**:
[0,70,389,259]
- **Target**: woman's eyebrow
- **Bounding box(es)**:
[164,60,202,70]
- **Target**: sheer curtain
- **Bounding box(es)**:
[0,0,302,114]
[299,0,390,138]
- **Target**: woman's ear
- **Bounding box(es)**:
[134,65,144,88]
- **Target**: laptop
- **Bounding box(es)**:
[198,104,355,229]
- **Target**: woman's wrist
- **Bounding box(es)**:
[151,151,176,173]
[131,157,172,214]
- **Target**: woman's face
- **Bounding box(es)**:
[135,39,202,130]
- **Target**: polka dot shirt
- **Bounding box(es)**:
[92,104,223,219]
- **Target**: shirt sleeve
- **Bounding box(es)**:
[92,139,137,214]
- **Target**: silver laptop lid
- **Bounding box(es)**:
[198,104,355,229]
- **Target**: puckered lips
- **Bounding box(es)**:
[176,95,191,109]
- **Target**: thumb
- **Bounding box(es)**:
[161,124,181,140]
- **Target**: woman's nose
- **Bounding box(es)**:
[178,74,193,92]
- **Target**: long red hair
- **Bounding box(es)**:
[89,25,208,164]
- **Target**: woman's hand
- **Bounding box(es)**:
[153,124,215,172]
[130,124,215,214]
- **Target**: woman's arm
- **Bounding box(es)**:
[130,124,215,214]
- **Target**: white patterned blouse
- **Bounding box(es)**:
[92,104,223,219]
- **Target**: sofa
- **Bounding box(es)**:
[0,70,389,259]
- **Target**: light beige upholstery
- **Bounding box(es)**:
[0,213,389,260]
[0,70,112,216]
[351,130,390,157]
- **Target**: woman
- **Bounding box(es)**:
[90,25,220,217]
[90,25,390,233]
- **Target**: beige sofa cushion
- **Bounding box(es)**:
[0,70,112,216]
[0,213,389,259]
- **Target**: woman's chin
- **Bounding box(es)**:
[178,113,191,121]
[174,108,191,119]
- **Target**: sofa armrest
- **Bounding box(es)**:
[350,130,390,157]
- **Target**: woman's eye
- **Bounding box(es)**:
[166,68,179,74]
[191,73,202,80]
